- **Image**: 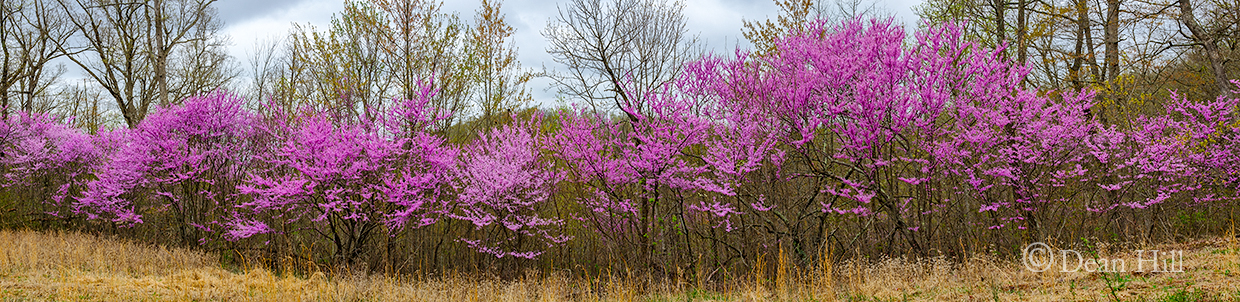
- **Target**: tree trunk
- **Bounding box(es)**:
[1,2,14,120]
[1178,0,1233,98]
[994,0,1007,57]
[1016,0,1028,65]
[1070,0,1087,90]
[1104,0,1119,84]
[1098,0,1121,125]
[152,0,169,107]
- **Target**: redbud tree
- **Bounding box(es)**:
[76,92,260,246]
[235,89,457,265]
[0,17,1235,276]
[454,118,568,260]
[682,18,1240,260]
[0,111,102,227]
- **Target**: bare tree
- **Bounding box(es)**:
[1,0,75,118]
[917,0,1019,51]
[543,0,699,119]
[1178,0,1238,98]
[54,79,117,132]
[1101,0,1121,109]
[1068,0,1090,90]
[162,1,237,104]
[242,36,283,107]
[828,0,886,20]
[58,0,233,128]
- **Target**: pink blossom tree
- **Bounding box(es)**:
[548,73,784,270]
[0,111,102,226]
[76,92,260,245]
[1083,84,1240,214]
[453,118,568,259]
[682,18,1106,256]
[683,17,1240,260]
[234,87,457,265]
[686,19,945,253]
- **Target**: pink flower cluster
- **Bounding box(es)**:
[1,19,1236,263]
[683,18,1240,234]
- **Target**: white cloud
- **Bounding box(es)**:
[223,0,343,62]
[220,0,924,107]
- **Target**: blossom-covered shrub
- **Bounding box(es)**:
[547,76,786,269]
[0,112,102,223]
[75,92,260,245]
[454,118,567,259]
[0,17,1235,275]
[234,86,457,264]
[682,17,1240,257]
[1083,86,1240,213]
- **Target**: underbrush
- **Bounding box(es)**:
[2,229,1239,301]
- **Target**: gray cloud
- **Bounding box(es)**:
[215,0,310,25]
[220,0,923,107]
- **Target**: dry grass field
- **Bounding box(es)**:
[2,229,1239,301]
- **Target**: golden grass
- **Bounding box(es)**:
[2,229,1239,301]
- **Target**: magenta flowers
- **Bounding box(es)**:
[455,119,567,259]
[0,18,1236,270]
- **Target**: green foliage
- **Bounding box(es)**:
[1157,289,1210,302]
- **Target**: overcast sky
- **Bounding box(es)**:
[216,0,924,106]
